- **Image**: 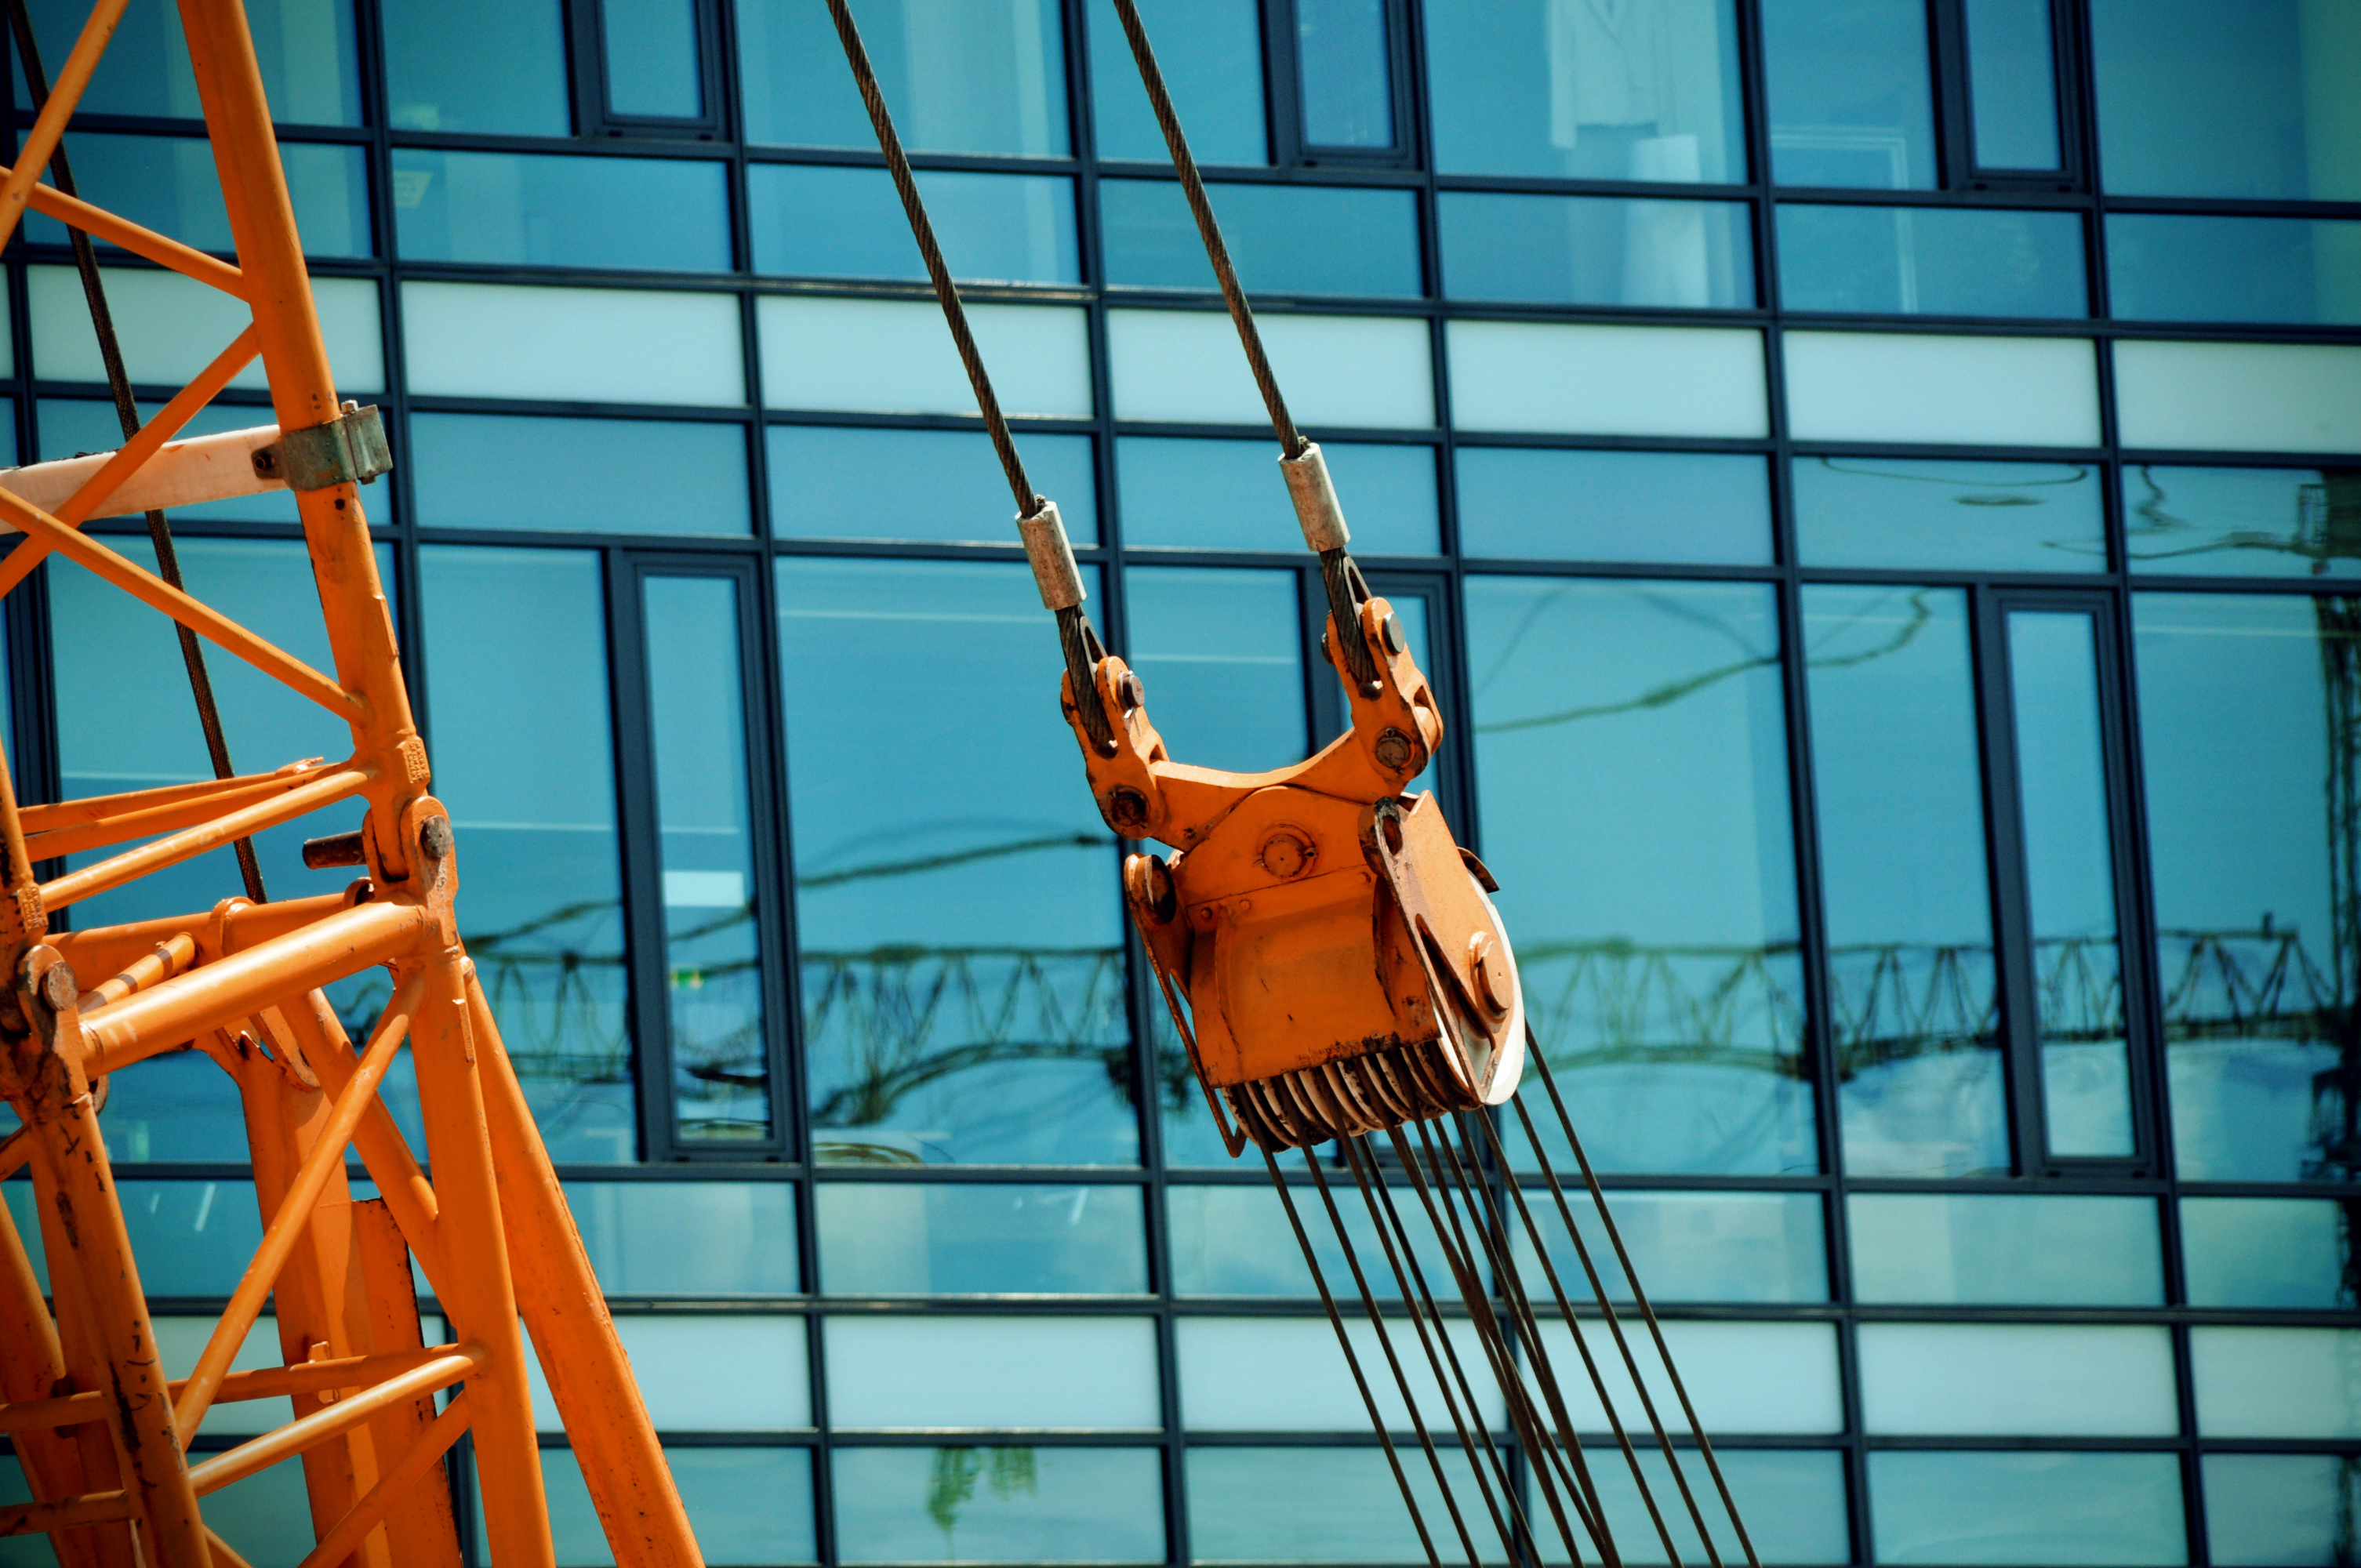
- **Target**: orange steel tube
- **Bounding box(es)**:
[78,933,198,1011]
[49,889,351,978]
[274,993,446,1277]
[41,766,370,911]
[81,899,430,1073]
[0,1345,451,1438]
[27,769,326,862]
[0,325,262,601]
[0,488,358,720]
[0,0,134,252]
[292,1390,472,1568]
[21,762,319,834]
[186,1345,482,1498]
[0,1126,24,1181]
[1,169,246,295]
[0,1386,104,1437]
[173,976,420,1438]
[0,1490,133,1538]
[470,965,704,1568]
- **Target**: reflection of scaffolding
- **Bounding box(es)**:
[2310,597,2361,1176]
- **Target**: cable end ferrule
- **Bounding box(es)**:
[1280,442,1350,554]
[1019,499,1087,612]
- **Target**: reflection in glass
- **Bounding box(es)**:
[2134,593,2361,1181]
[1776,205,2086,318]
[2009,612,2133,1156]
[2125,464,2361,579]
[2107,214,2361,328]
[1793,457,2103,572]
[24,0,360,124]
[392,151,730,273]
[1561,1449,1848,1567]
[2181,1197,2356,1308]
[770,427,1095,545]
[1868,1451,2185,1565]
[645,578,770,1143]
[1100,180,1420,298]
[751,166,1079,285]
[1468,579,1811,1175]
[1964,0,2060,169]
[602,0,703,118]
[23,134,369,259]
[412,413,750,535]
[776,560,1134,1166]
[1090,0,1265,165]
[565,1181,800,1295]
[424,547,635,1163]
[2205,1454,2361,1568]
[1297,0,1393,147]
[1124,568,1305,775]
[1848,1194,2161,1305]
[1439,192,1753,309]
[1458,448,1769,565]
[2090,0,2361,200]
[739,0,1069,154]
[819,1184,1147,1293]
[1117,437,1437,555]
[1167,1183,1454,1299]
[1190,1447,1491,1565]
[1761,0,1936,188]
[382,0,565,132]
[5,1180,263,1296]
[1806,586,2004,1178]
[835,1446,1163,1564]
[480,1446,819,1566]
[1513,1190,1828,1304]
[1422,0,1745,183]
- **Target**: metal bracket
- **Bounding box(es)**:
[252,401,390,492]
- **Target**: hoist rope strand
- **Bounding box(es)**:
[1524,1040,1763,1567]
[7,0,266,904]
[1299,1145,1487,1568]
[1260,1145,1444,1568]
[1104,0,1303,459]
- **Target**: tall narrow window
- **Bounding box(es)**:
[1295,0,1394,150]
[601,0,706,119]
[1964,0,2061,169]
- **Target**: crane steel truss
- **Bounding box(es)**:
[0,2,703,1563]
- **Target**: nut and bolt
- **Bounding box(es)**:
[1374,727,1415,771]
[1381,612,1406,655]
[1107,786,1150,833]
[1117,672,1146,712]
[40,966,75,1011]
[1469,931,1510,1018]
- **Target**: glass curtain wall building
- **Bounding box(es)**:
[3,0,2360,1563]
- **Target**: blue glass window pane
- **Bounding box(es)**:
[2090,0,2361,200]
[2134,592,2361,1181]
[602,0,703,118]
[1793,457,2105,572]
[1513,1190,1828,1305]
[23,0,359,124]
[834,1447,1162,1563]
[1167,1182,1457,1299]
[768,427,1095,545]
[2206,1454,2361,1567]
[739,0,1069,155]
[1869,1451,2185,1566]
[1090,0,1266,165]
[1805,586,2004,1178]
[565,1181,800,1295]
[392,151,728,273]
[38,398,328,525]
[1422,0,1746,183]
[1117,437,1438,554]
[1762,0,1936,189]
[2108,214,2361,328]
[383,0,565,132]
[2181,1197,2356,1309]
[1777,205,2087,317]
[750,166,1078,285]
[1850,1194,2161,1305]
[1122,567,1306,775]
[819,1183,1148,1293]
[1469,579,1811,1176]
[23,135,369,258]
[411,414,750,536]
[1439,192,1753,308]
[477,1446,818,1566]
[1101,180,1420,299]
[1298,0,1393,148]
[2126,465,2361,580]
[1455,448,1770,565]
[1965,0,2061,169]
[423,546,635,1163]
[777,559,1133,1166]
[1187,1446,1494,1564]
[1572,1449,1848,1566]
[5,1178,263,1294]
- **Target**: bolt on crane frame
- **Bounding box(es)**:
[0,0,705,1563]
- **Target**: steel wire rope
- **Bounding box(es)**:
[1259,1143,1445,1568]
[6,0,266,903]
[819,0,1115,756]
[1518,1039,1761,1568]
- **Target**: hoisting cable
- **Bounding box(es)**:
[820,0,1115,758]
[5,0,267,904]
[1103,0,1384,701]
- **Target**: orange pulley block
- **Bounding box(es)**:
[1056,446,1524,1156]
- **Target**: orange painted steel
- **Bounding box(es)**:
[0,0,709,1563]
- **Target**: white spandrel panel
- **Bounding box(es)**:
[1446,320,1767,437]
[1108,309,1434,428]
[524,1312,811,1432]
[1859,1323,2179,1437]
[31,265,382,393]
[758,296,1092,416]
[824,1314,1160,1430]
[2115,339,2361,454]
[2192,1327,2361,1439]
[401,280,743,404]
[1175,1315,1506,1432]
[1783,331,2099,447]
